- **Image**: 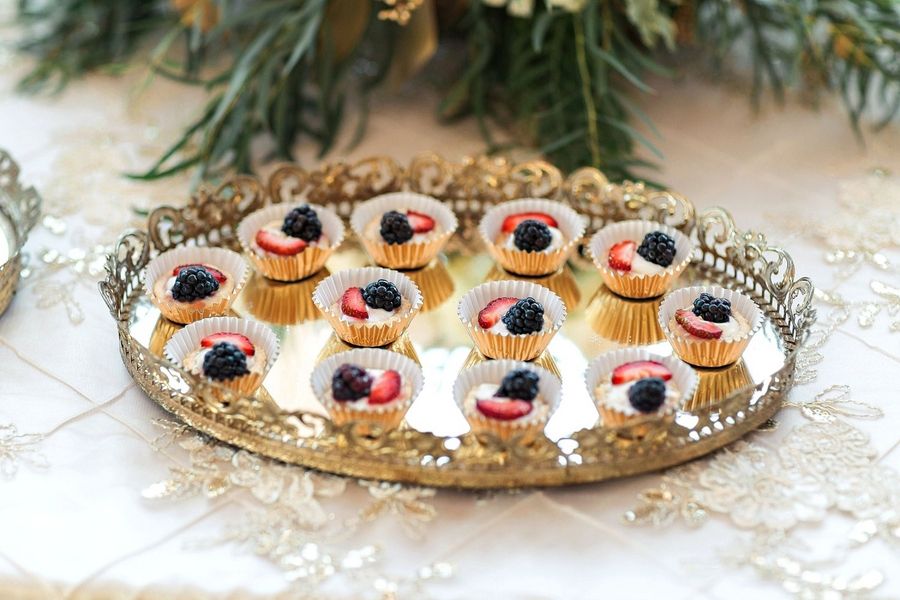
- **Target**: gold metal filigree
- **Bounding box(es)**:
[0,150,41,317]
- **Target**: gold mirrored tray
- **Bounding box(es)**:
[100,154,815,489]
[0,150,41,318]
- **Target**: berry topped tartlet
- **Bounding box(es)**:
[350,192,458,269]
[588,220,693,299]
[458,280,566,360]
[659,285,763,367]
[238,203,345,282]
[145,247,250,324]
[586,348,697,431]
[454,360,561,441]
[479,198,586,276]
[164,316,279,395]
[313,267,423,347]
[311,348,423,429]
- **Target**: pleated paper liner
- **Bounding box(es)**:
[311,347,424,431]
[316,332,420,365]
[148,316,183,357]
[312,267,423,347]
[144,247,250,324]
[243,269,328,325]
[350,192,459,269]
[457,280,567,361]
[453,359,561,442]
[659,285,763,368]
[164,316,280,395]
[587,220,694,299]
[478,198,587,276]
[237,203,345,282]
[462,347,561,380]
[586,347,698,439]
[403,257,455,313]
[584,285,665,345]
[687,359,754,411]
[484,264,581,314]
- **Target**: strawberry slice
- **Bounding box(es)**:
[201,332,255,356]
[611,360,672,384]
[406,210,435,234]
[501,212,558,234]
[173,263,227,284]
[255,229,307,256]
[477,296,518,329]
[369,370,402,404]
[675,309,723,339]
[608,240,636,271]
[475,398,534,421]
[340,287,369,319]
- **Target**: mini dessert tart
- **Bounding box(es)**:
[312,267,423,347]
[311,348,424,430]
[164,316,279,395]
[453,360,561,441]
[659,285,763,367]
[458,280,566,361]
[484,264,581,315]
[237,202,345,282]
[586,348,697,430]
[478,198,587,276]
[144,246,250,324]
[350,192,458,269]
[588,220,693,299]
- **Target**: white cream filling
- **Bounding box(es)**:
[596,377,681,417]
[500,225,564,253]
[253,220,329,256]
[605,243,666,275]
[329,368,412,408]
[668,305,750,342]
[331,297,410,323]
[465,382,545,423]
[182,345,267,377]
[365,214,442,244]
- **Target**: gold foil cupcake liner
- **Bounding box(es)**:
[144,246,250,325]
[458,280,567,361]
[462,347,561,379]
[659,285,763,368]
[478,198,587,276]
[237,203,345,282]
[350,192,459,270]
[312,267,423,347]
[164,316,280,396]
[316,332,421,365]
[453,359,561,442]
[484,265,581,313]
[243,269,328,325]
[687,359,754,411]
[584,285,665,345]
[148,317,183,357]
[311,347,424,430]
[587,220,694,299]
[403,258,455,313]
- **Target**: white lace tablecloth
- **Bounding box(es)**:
[1,36,899,600]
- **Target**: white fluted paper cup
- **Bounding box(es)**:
[453,359,561,441]
[586,347,698,428]
[312,267,423,347]
[659,285,763,367]
[237,202,345,282]
[587,220,693,299]
[311,348,424,428]
[164,316,279,394]
[350,192,458,269]
[457,280,567,360]
[478,198,587,276]
[144,246,250,324]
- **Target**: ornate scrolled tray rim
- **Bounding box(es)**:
[100,154,815,489]
[0,149,42,317]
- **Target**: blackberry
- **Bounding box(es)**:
[627,377,667,413]
[202,342,249,381]
[171,265,219,302]
[692,292,732,323]
[513,220,553,252]
[496,369,540,401]
[281,205,323,242]
[362,279,402,312]
[501,297,544,334]
[380,211,414,245]
[332,363,372,401]
[636,231,676,267]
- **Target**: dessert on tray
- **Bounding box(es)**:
[588,220,693,299]
[237,202,345,281]
[145,246,249,324]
